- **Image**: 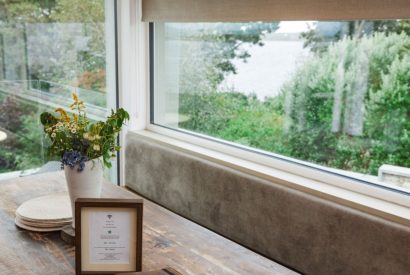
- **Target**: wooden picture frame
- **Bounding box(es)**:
[75,198,143,275]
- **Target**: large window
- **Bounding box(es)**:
[151,20,410,191]
[0,1,117,181]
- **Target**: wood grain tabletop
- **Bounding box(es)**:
[0,171,297,275]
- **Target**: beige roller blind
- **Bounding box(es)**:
[142,0,410,22]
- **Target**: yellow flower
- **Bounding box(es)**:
[93,144,100,151]
[70,92,86,111]
[72,92,79,103]
[83,133,89,139]
[51,133,56,138]
[55,108,70,122]
[71,129,76,134]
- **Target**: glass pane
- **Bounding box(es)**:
[152,21,410,191]
[0,0,117,182]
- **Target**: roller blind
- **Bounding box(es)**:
[142,0,410,22]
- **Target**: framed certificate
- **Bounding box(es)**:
[75,198,143,275]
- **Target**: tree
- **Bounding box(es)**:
[283,32,410,174]
[301,20,410,54]
[0,0,107,92]
[0,0,107,173]
[365,54,410,172]
[51,0,106,92]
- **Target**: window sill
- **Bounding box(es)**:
[129,129,410,227]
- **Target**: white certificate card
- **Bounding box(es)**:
[89,211,130,264]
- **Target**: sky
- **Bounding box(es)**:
[276,21,317,33]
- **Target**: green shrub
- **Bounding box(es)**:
[180,32,410,176]
[283,32,410,174]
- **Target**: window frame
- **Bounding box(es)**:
[118,0,410,225]
[147,21,410,203]
[0,0,120,184]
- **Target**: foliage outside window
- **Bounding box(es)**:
[0,0,116,177]
[152,20,410,188]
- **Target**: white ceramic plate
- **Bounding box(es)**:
[15,192,72,222]
[14,218,65,232]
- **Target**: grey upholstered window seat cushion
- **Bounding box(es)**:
[125,132,410,275]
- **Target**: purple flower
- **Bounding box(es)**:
[61,151,88,172]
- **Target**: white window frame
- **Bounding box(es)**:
[117,0,410,226]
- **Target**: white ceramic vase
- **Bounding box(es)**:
[64,158,103,228]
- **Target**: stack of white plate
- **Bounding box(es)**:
[15,193,72,232]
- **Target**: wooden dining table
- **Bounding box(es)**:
[0,171,297,275]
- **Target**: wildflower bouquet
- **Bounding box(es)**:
[40,93,129,171]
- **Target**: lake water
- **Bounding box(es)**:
[220,40,310,100]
